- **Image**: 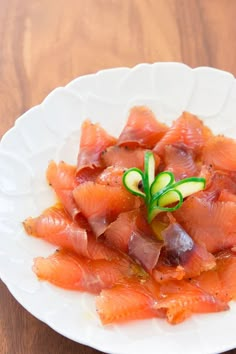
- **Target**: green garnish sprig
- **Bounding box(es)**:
[123,151,205,223]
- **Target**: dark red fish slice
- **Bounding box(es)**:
[162,221,216,277]
[128,230,163,272]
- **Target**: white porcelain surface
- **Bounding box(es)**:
[0,63,236,354]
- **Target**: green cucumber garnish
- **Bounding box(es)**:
[122,152,205,223]
[123,168,145,198]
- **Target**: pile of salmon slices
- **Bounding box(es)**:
[23,106,236,325]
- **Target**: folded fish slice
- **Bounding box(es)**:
[156,290,228,324]
[202,135,236,172]
[153,112,212,156]
[174,196,236,253]
[46,161,80,220]
[73,182,141,237]
[34,249,139,294]
[96,278,161,325]
[77,119,117,171]
[128,230,163,272]
[96,166,126,187]
[163,143,199,181]
[23,205,88,257]
[118,106,168,148]
[162,221,216,277]
[104,209,154,253]
[192,250,236,302]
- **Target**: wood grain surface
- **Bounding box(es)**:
[1,0,236,353]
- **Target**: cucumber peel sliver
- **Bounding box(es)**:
[122,152,206,223]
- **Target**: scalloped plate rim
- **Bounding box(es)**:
[1,62,236,354]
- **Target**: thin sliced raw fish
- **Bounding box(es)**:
[218,189,236,202]
[46,161,80,220]
[86,234,125,260]
[118,106,168,148]
[73,182,141,237]
[101,146,160,171]
[128,230,163,272]
[161,221,216,277]
[96,277,227,325]
[163,143,199,180]
[76,167,103,185]
[96,166,126,187]
[23,204,88,256]
[105,209,153,253]
[202,135,236,171]
[197,168,236,203]
[192,250,236,302]
[77,120,117,179]
[96,278,161,324]
[33,249,138,294]
[153,263,185,283]
[23,204,123,260]
[175,196,236,253]
[153,111,212,156]
[157,280,228,324]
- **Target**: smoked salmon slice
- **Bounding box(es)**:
[104,210,142,253]
[157,280,228,324]
[117,106,168,148]
[23,204,124,261]
[195,168,236,203]
[96,166,126,187]
[128,231,163,272]
[33,249,138,294]
[202,135,236,172]
[153,111,212,156]
[101,146,160,171]
[175,196,236,253]
[96,277,227,325]
[153,263,185,283]
[46,161,80,220]
[192,250,236,302]
[77,120,117,172]
[218,189,236,203]
[73,182,141,237]
[163,143,199,181]
[23,204,88,257]
[104,209,154,253]
[161,221,216,277]
[96,278,161,324]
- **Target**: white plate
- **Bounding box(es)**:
[1,62,236,354]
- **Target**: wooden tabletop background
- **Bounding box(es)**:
[1,0,236,353]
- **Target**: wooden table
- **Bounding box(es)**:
[1,1,236,353]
